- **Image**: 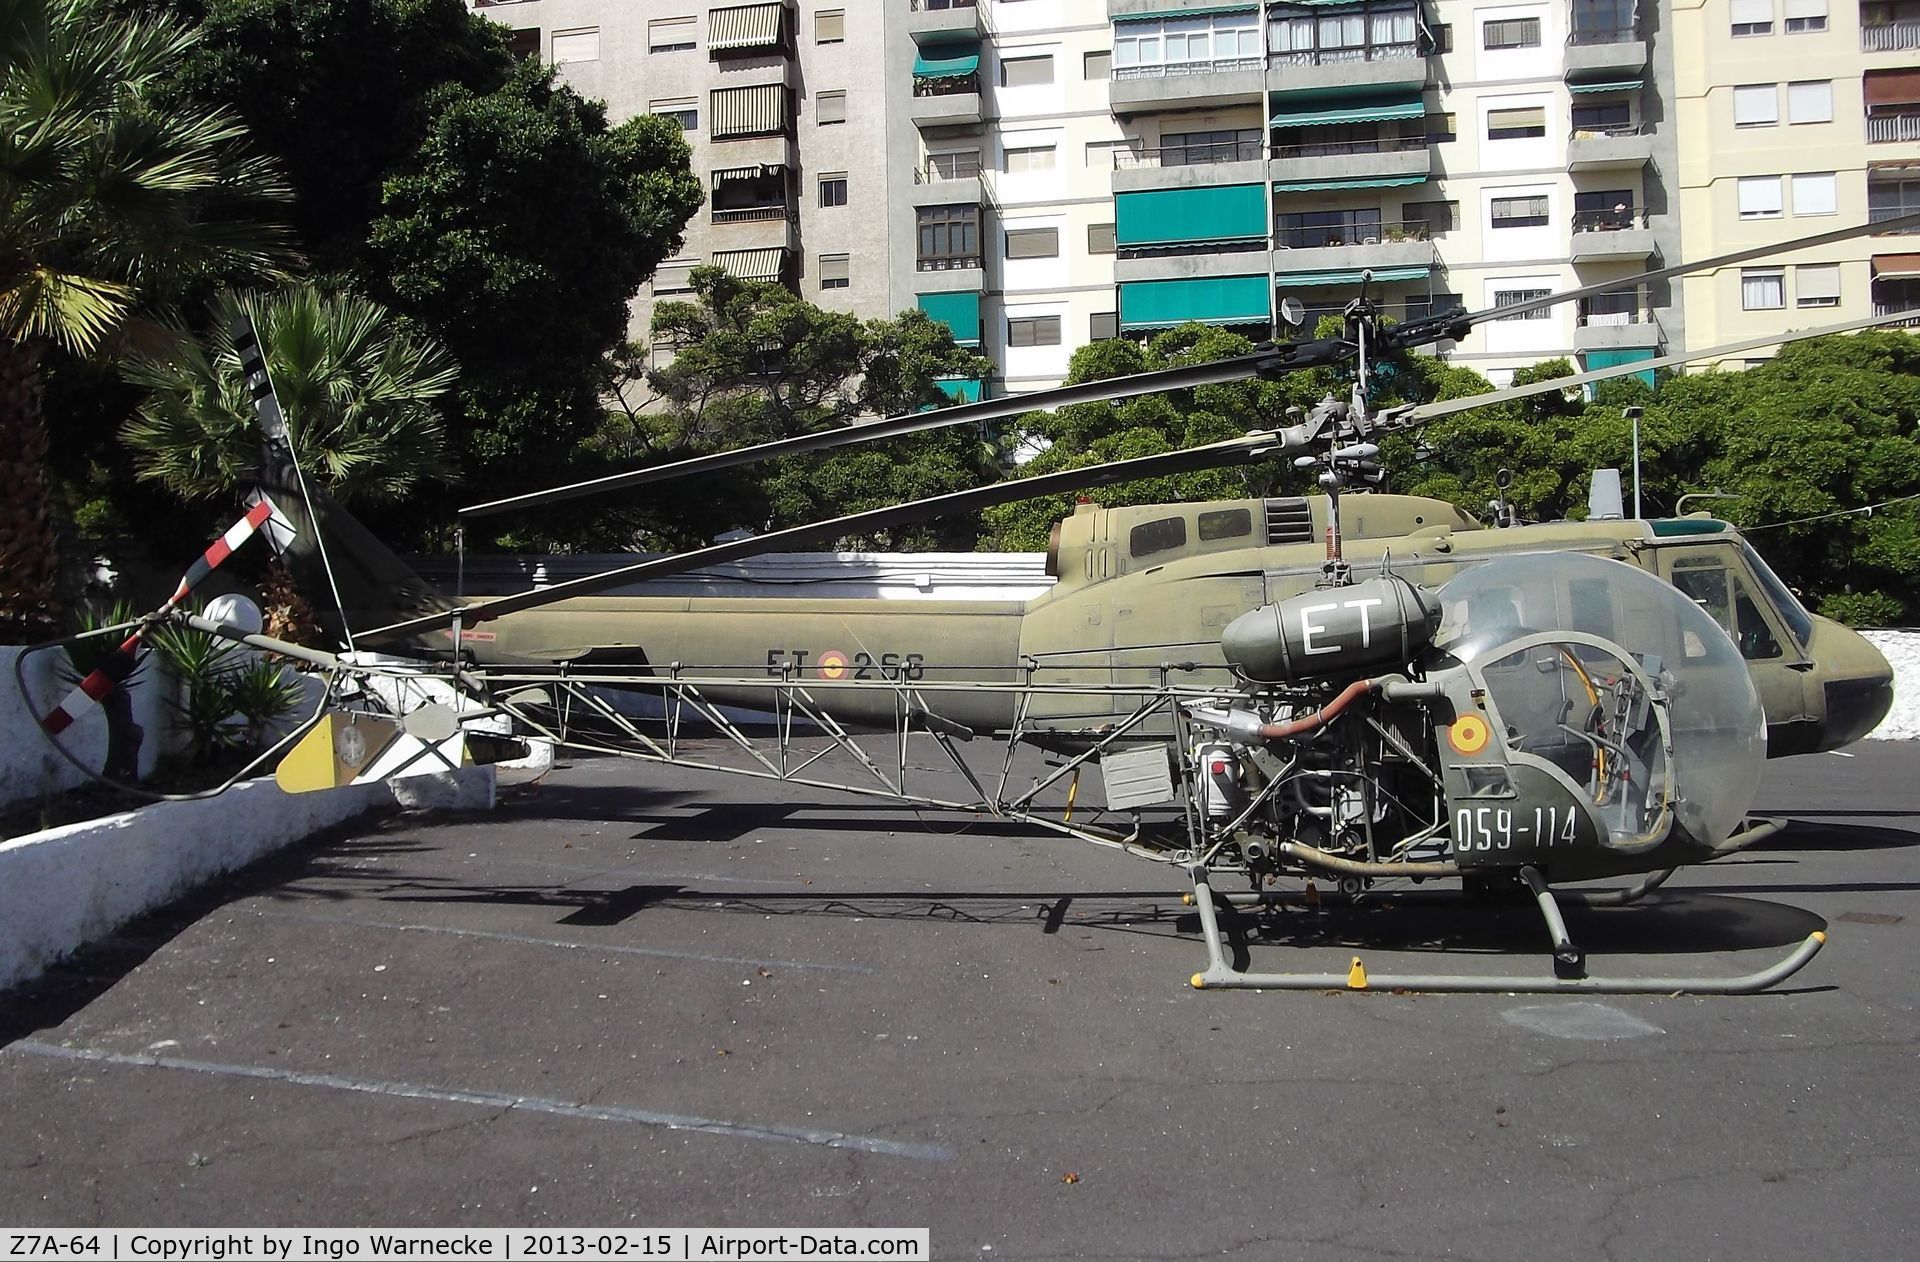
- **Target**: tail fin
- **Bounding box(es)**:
[235,312,458,651]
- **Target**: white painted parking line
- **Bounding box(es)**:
[9,1041,951,1162]
[246,908,876,974]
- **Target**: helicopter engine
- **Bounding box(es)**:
[1182,553,1768,888]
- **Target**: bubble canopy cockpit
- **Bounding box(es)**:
[1431,553,1766,852]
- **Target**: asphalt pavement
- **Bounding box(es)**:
[1,740,1916,1259]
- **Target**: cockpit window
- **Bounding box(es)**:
[1197,508,1252,541]
[1672,563,1732,640]
[1733,583,1782,659]
[1737,541,1815,643]
[1129,515,1187,558]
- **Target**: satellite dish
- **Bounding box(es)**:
[1278,297,1305,329]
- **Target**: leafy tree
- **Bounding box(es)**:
[552,267,997,552]
[166,0,705,518]
[122,285,457,506]
[0,0,293,638]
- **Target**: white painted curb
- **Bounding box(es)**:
[0,766,494,993]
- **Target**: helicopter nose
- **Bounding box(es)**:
[1808,617,1895,752]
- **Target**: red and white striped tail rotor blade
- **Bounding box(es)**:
[39,497,278,736]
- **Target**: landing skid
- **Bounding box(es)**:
[1183,864,1827,995]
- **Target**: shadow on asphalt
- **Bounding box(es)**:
[1756,819,1920,851]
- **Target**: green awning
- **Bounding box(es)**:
[1115,183,1266,248]
[1582,347,1657,387]
[936,378,983,403]
[913,49,980,78]
[918,291,981,345]
[1276,264,1431,286]
[1269,93,1425,128]
[1113,4,1257,20]
[1569,79,1644,94]
[1272,173,1428,193]
[1119,276,1269,331]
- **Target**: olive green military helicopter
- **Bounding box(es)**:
[28,216,1912,995]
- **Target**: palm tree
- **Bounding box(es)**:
[123,285,459,507]
[0,0,294,639]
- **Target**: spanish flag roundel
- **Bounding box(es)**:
[817,650,850,680]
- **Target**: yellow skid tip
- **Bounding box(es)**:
[1812,930,1827,944]
[1190,973,1207,990]
[1347,956,1369,990]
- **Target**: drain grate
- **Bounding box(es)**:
[1837,911,1904,926]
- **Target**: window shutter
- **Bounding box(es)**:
[1729,0,1772,24]
[816,90,846,124]
[816,10,844,42]
[1733,84,1778,126]
[1006,227,1060,259]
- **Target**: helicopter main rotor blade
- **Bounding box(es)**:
[458,343,1334,518]
[1430,211,1920,331]
[1405,308,1920,424]
[368,426,1319,641]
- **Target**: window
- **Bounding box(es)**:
[1426,112,1457,142]
[651,98,698,131]
[1730,0,1772,36]
[1198,509,1252,541]
[1784,0,1827,31]
[1482,17,1541,48]
[815,9,844,42]
[1796,263,1840,307]
[1792,172,1837,216]
[1129,516,1186,558]
[1491,195,1549,228]
[507,28,540,61]
[1005,227,1060,259]
[1574,189,1636,229]
[1161,128,1261,164]
[1487,107,1546,141]
[1571,101,1631,131]
[1004,144,1057,173]
[917,204,981,269]
[649,16,695,51]
[1116,12,1261,72]
[1276,207,1382,248]
[1084,50,1111,79]
[1733,84,1778,128]
[1403,199,1459,234]
[1008,315,1062,347]
[1431,22,1453,52]
[654,260,698,294]
[926,149,982,180]
[1492,287,1552,319]
[1870,176,1920,226]
[1788,81,1833,124]
[552,27,599,63]
[1087,222,1116,254]
[1742,267,1785,309]
[1000,55,1053,88]
[1090,312,1119,341]
[1085,140,1132,168]
[818,254,850,290]
[1738,175,1783,218]
[816,90,846,125]
[819,174,847,207]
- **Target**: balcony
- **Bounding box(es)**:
[908,0,984,45]
[1112,141,1267,194]
[1114,248,1269,285]
[1574,293,1661,351]
[1110,57,1265,116]
[1871,203,1920,233]
[1266,43,1427,98]
[1269,135,1431,189]
[1868,112,1920,144]
[1272,222,1437,279]
[1863,21,1920,51]
[906,165,984,208]
[1570,207,1655,261]
[1564,26,1646,77]
[1567,122,1651,171]
[910,73,982,128]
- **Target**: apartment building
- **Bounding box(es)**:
[1674,0,1920,363]
[475,0,1909,395]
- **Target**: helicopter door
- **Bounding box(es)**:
[1663,551,1815,730]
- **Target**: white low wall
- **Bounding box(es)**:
[1863,630,1920,741]
[2,645,173,810]
[0,767,494,993]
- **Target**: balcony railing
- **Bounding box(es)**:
[1572,207,1648,231]
[1872,301,1920,325]
[1270,135,1428,160]
[1112,55,1263,80]
[712,204,794,224]
[1267,41,1421,68]
[1114,140,1264,168]
[1567,24,1636,46]
[913,74,979,96]
[1577,302,1648,327]
[1870,204,1920,232]
[1863,21,1920,51]
[910,0,975,9]
[916,253,982,272]
[1868,113,1920,143]
[1570,121,1645,139]
[1273,220,1431,249]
